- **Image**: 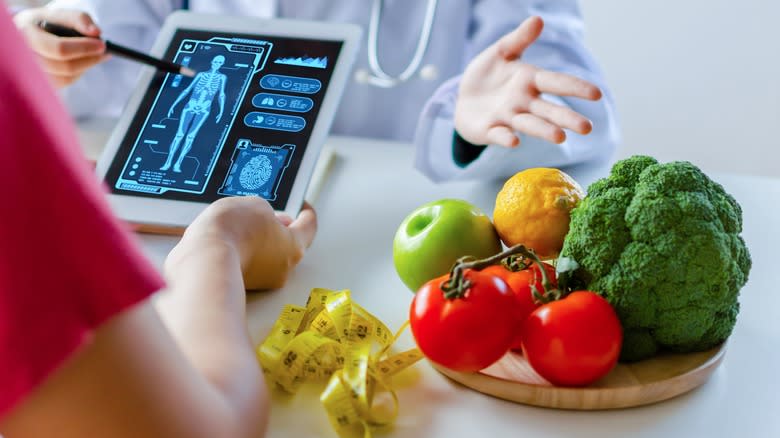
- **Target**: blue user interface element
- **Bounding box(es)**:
[274,56,328,69]
[106,29,344,209]
[218,139,294,200]
[252,93,313,113]
[115,38,271,195]
[244,111,306,132]
[260,74,321,94]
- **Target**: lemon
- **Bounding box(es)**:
[493,168,584,259]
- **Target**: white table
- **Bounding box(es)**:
[80,120,780,438]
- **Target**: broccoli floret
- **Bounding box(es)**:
[560,156,751,361]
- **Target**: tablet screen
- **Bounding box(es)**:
[104,29,343,210]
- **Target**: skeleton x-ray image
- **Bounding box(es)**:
[115,38,271,195]
[160,55,227,173]
[219,138,294,200]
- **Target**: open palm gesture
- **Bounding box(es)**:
[455,16,602,148]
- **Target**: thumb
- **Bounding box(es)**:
[48,9,101,37]
[275,212,294,226]
[289,202,317,250]
[495,15,543,61]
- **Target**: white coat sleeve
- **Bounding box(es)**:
[413,0,621,183]
[46,0,177,119]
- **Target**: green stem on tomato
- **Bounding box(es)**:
[440,244,563,302]
[501,254,530,272]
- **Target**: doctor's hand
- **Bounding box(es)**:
[14,8,108,88]
[173,197,317,291]
[455,16,602,148]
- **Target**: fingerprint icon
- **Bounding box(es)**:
[239,155,273,190]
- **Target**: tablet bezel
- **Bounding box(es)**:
[96,11,361,231]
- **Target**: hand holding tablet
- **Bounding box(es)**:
[96,12,361,232]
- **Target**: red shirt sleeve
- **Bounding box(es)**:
[0,10,165,417]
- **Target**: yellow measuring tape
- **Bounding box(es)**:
[257,288,423,438]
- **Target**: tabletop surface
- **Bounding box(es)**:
[80,121,780,438]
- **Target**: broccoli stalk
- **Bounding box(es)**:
[559,156,751,361]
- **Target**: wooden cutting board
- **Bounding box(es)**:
[433,344,725,410]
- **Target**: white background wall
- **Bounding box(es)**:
[8,0,45,6]
[9,0,779,177]
[581,0,779,177]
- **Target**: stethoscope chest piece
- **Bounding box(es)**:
[354,64,438,87]
[419,64,439,81]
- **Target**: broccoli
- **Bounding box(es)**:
[559,155,751,361]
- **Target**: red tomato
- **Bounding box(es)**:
[410,269,517,372]
[481,262,557,350]
[521,291,622,386]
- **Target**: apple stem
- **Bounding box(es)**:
[440,244,562,302]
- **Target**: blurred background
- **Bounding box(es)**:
[582,0,779,178]
[9,0,779,177]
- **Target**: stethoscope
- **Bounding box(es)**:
[354,0,440,87]
[180,0,440,87]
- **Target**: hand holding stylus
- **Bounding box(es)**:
[13,8,107,88]
[14,7,195,88]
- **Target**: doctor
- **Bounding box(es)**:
[14,0,619,182]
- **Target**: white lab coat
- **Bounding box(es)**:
[48,0,620,182]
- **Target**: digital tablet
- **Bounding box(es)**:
[96,12,361,232]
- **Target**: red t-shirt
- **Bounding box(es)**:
[0,9,164,417]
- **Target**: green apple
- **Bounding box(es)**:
[393,199,503,292]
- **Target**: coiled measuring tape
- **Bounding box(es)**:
[257,288,423,438]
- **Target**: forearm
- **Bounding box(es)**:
[157,237,266,419]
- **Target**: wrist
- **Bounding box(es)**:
[452,130,488,167]
[164,234,240,281]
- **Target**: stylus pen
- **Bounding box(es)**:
[38,21,196,77]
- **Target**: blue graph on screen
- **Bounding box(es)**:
[115,37,272,195]
[274,56,328,69]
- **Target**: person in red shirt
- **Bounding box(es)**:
[0,6,316,437]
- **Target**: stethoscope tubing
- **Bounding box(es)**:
[364,0,439,88]
[180,0,439,88]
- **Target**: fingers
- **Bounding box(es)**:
[14,8,100,35]
[289,203,317,250]
[25,27,106,61]
[485,126,520,148]
[44,53,108,87]
[38,52,107,76]
[528,98,593,134]
[44,8,102,36]
[495,16,544,61]
[19,8,105,59]
[510,113,566,144]
[15,9,105,87]
[275,212,293,227]
[534,70,602,101]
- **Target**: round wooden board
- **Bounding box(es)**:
[433,344,726,410]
